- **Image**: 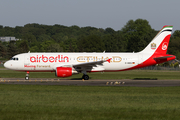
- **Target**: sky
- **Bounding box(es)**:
[0,0,180,31]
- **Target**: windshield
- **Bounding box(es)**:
[10,57,19,61]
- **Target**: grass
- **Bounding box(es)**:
[0,69,180,80]
[0,84,180,120]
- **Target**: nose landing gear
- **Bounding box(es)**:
[25,71,29,80]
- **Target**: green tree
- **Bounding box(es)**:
[14,26,23,38]
[0,20,179,60]
[103,32,126,52]
[0,25,3,29]
[172,30,180,39]
[78,35,105,52]
[105,27,115,34]
[47,44,63,52]
[121,19,156,52]
[30,46,39,52]
[52,33,64,42]
[22,33,37,47]
[39,40,55,52]
[0,42,7,58]
[168,38,180,59]
[64,38,78,52]
[4,26,14,36]
[38,34,51,42]
[7,41,18,58]
[16,40,29,53]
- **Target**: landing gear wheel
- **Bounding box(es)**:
[25,76,29,80]
[82,75,89,80]
[25,71,30,80]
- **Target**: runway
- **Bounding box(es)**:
[0,78,180,87]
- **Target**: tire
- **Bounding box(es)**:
[25,76,29,80]
[83,75,89,80]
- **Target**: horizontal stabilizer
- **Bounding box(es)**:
[153,55,175,60]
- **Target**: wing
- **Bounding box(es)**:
[72,58,111,71]
[52,58,111,72]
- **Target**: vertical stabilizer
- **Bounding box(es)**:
[139,26,173,55]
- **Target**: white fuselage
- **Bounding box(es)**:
[4,52,150,72]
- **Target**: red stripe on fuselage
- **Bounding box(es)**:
[89,54,175,73]
[120,54,175,71]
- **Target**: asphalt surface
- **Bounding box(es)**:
[0,78,180,87]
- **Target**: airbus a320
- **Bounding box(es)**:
[4,26,175,80]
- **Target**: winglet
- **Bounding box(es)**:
[106,58,112,63]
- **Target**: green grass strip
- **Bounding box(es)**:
[0,84,180,120]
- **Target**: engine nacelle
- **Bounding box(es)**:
[55,67,78,77]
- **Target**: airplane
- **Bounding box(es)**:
[4,25,176,80]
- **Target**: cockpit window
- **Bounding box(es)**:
[11,57,19,61]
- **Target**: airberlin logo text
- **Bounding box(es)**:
[30,55,69,63]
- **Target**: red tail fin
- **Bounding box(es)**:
[154,34,171,55]
[140,26,173,55]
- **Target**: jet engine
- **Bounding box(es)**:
[55,67,78,77]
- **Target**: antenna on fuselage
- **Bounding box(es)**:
[28,51,30,53]
[103,51,105,53]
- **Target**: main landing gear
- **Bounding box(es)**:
[82,74,89,80]
[25,71,29,80]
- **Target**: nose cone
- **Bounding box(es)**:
[4,61,11,69]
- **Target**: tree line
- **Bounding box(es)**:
[0,19,180,60]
